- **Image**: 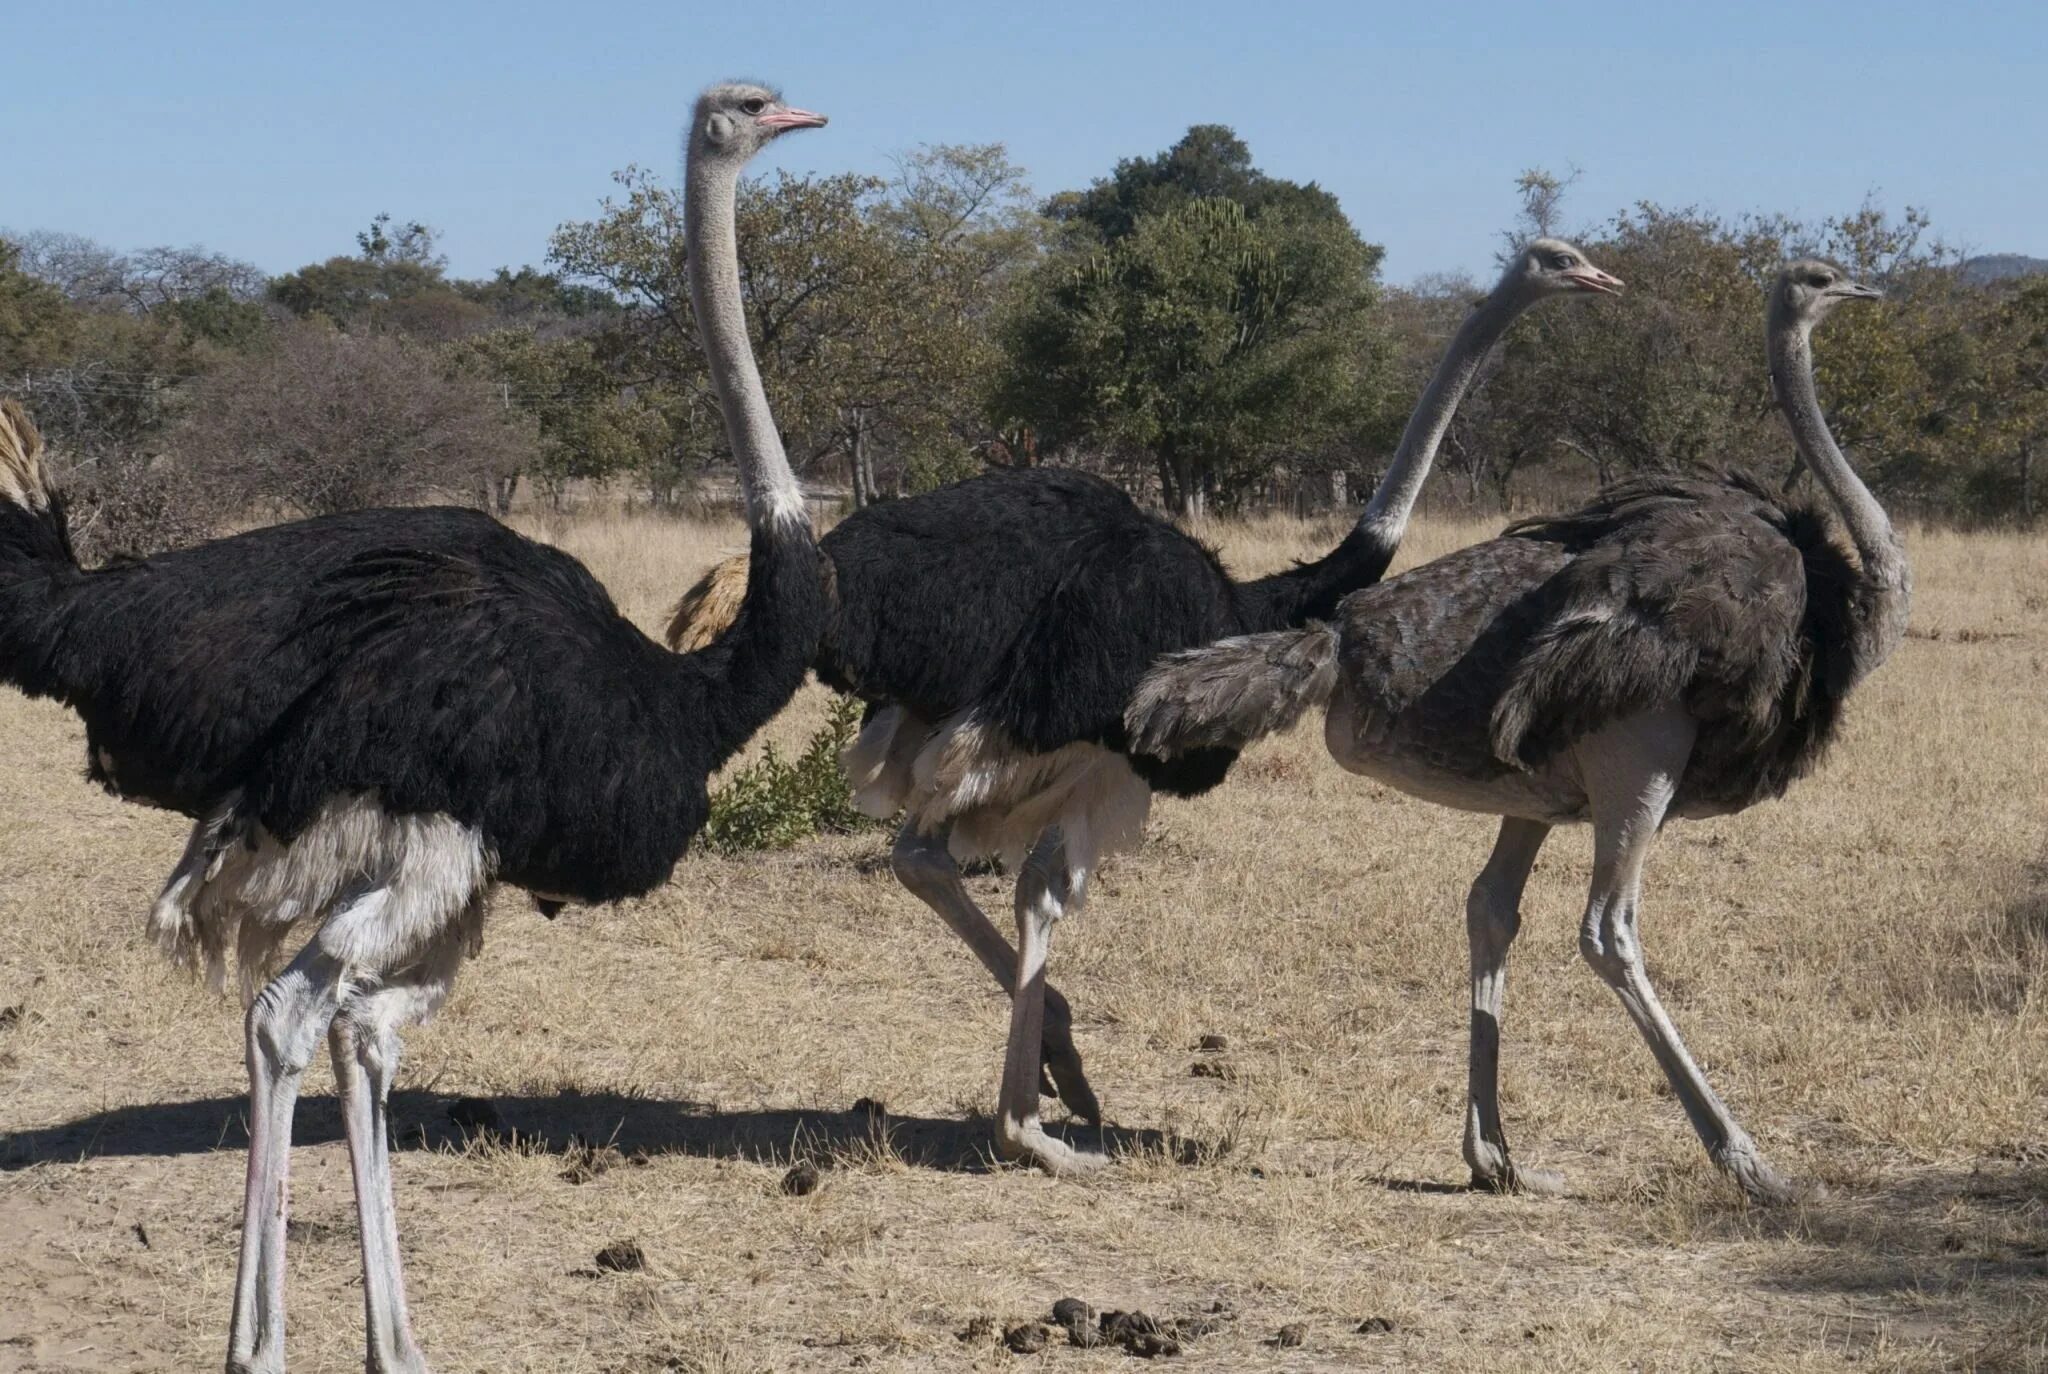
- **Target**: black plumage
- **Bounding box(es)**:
[0,440,823,906]
[704,466,1397,796]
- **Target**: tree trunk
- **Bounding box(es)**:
[847,408,874,509]
[1165,446,1204,519]
[2021,438,2035,525]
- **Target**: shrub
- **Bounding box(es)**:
[703,695,884,854]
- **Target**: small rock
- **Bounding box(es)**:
[1190,1059,1233,1079]
[1003,1322,1050,1354]
[1356,1316,1397,1335]
[132,1221,151,1249]
[956,1316,998,1345]
[1196,1033,1229,1052]
[593,1240,645,1273]
[779,1161,823,1197]
[0,1004,23,1030]
[1274,1322,1307,1348]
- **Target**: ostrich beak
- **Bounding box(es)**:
[1830,280,1883,302]
[759,107,828,131]
[1564,267,1625,296]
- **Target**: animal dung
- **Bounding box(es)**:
[593,1240,645,1273]
[1002,1321,1051,1354]
[1273,1322,1308,1348]
[779,1161,823,1197]
[1196,1032,1229,1052]
[1356,1316,1397,1335]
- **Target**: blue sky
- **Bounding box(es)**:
[6,1,2042,285]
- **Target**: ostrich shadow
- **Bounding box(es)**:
[1,1088,1198,1176]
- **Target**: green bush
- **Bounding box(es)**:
[703,695,884,854]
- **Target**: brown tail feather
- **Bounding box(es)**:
[0,398,54,513]
[665,552,750,652]
[1125,624,1339,759]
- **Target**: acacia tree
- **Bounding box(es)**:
[551,148,1041,507]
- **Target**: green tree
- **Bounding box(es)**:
[0,239,80,373]
[1049,124,1349,242]
[996,194,1385,515]
[443,328,665,506]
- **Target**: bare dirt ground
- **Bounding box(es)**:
[3,508,2045,1373]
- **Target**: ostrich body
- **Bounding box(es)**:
[1127,262,1907,1201]
[0,84,827,1373]
[668,241,1621,1173]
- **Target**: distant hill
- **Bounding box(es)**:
[1959,254,2048,285]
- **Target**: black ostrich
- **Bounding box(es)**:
[0,84,827,1374]
[667,240,1621,1172]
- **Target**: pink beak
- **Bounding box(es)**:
[758,107,828,131]
[1564,267,1624,296]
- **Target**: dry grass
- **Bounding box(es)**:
[3,506,2046,1372]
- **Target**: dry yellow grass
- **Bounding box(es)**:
[2,506,2045,1372]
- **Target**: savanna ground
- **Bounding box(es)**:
[2,507,2045,1373]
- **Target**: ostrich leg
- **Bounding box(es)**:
[328,925,467,1374]
[1574,709,1794,1204]
[993,827,1107,1174]
[890,822,1102,1122]
[1462,816,1561,1194]
[229,940,346,1374]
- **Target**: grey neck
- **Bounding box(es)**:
[1357,288,1529,541]
[685,150,807,530]
[1769,321,1912,679]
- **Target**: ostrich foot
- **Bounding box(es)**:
[997,1115,1108,1177]
[1716,1140,1798,1205]
[1469,1160,1567,1197]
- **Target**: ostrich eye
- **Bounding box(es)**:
[1552,254,1576,269]
[740,97,767,115]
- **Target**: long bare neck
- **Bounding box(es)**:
[1230,288,1535,631]
[1770,321,1912,681]
[1358,288,1528,542]
[685,154,807,530]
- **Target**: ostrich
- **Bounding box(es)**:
[0,84,827,1373]
[1126,261,1906,1202]
[667,240,1622,1173]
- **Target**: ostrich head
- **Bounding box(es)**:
[1499,238,1624,301]
[689,83,828,165]
[1771,259,1883,334]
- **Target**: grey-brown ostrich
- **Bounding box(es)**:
[1127,261,1907,1202]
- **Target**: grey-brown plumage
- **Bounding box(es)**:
[1129,261,1907,1204]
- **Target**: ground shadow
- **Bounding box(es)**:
[1,1088,1196,1176]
